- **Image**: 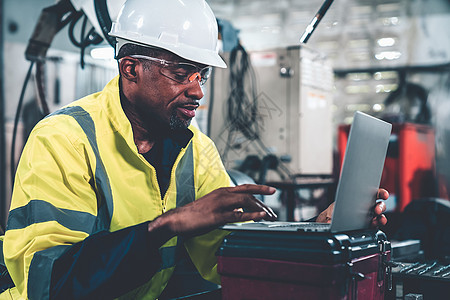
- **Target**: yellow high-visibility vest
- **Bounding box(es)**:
[3,76,231,299]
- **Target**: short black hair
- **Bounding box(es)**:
[116,43,169,71]
[116,43,157,60]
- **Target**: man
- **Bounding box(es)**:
[2,0,388,299]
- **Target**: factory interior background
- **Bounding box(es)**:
[1,0,450,291]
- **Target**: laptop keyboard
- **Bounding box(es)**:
[264,222,331,230]
[222,221,332,232]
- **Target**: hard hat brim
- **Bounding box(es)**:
[112,37,227,69]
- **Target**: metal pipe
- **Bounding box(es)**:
[299,0,334,44]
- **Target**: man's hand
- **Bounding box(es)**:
[371,188,389,227]
[316,188,389,226]
[148,184,277,241]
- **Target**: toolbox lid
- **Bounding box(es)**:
[217,230,389,265]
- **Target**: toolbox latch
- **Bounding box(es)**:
[379,239,399,291]
[347,262,366,300]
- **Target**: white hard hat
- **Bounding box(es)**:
[109,0,226,68]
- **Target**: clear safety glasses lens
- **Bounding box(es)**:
[160,63,212,85]
[129,55,211,85]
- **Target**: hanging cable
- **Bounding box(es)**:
[10,62,35,185]
[94,0,116,48]
[223,43,260,159]
[228,43,259,140]
[68,13,103,69]
[68,11,84,47]
[79,15,89,69]
[35,61,50,116]
[222,43,292,181]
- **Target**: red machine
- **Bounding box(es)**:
[338,122,436,212]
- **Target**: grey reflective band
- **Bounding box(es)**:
[0,240,5,266]
[28,245,71,300]
[175,143,195,207]
[6,200,97,234]
[170,143,195,274]
[51,106,113,232]
[158,245,177,271]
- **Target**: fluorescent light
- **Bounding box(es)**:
[377,37,396,47]
[90,47,115,60]
[373,103,384,112]
[375,51,401,60]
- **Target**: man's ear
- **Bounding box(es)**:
[119,57,139,82]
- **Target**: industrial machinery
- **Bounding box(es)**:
[25,0,125,62]
[10,0,124,182]
[208,45,335,179]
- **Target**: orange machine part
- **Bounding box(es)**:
[337,122,436,212]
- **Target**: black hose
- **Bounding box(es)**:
[68,11,84,47]
[94,0,116,47]
[79,15,89,69]
[69,12,104,69]
[35,61,50,116]
[10,62,35,185]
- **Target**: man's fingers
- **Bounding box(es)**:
[236,195,277,219]
[374,201,386,215]
[228,184,276,195]
[223,210,268,223]
[224,185,277,219]
[371,214,387,227]
[250,197,277,219]
[377,188,389,200]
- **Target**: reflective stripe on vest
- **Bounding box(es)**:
[52,106,114,233]
[175,142,195,207]
[8,106,115,299]
[7,200,96,234]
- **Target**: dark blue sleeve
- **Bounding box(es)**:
[50,222,161,299]
[306,215,318,222]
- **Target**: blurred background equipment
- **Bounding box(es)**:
[208,0,336,217]
[11,0,124,183]
[384,198,450,300]
[208,45,334,179]
[3,0,124,230]
[207,43,335,221]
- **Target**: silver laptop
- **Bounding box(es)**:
[222,111,392,233]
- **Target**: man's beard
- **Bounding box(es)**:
[169,110,191,130]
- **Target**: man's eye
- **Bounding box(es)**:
[171,69,189,76]
[172,72,188,79]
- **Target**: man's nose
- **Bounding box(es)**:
[186,74,204,99]
[188,72,201,83]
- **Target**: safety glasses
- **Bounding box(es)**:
[129,55,212,86]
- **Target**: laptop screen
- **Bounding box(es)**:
[330,111,392,232]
